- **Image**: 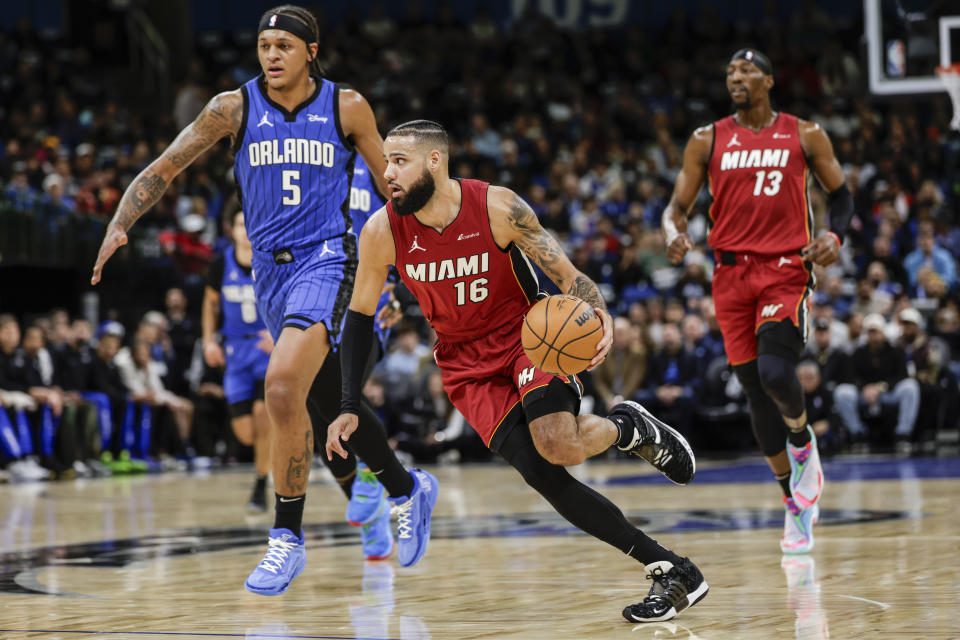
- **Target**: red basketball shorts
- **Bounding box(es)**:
[433,317,581,449]
[712,251,814,366]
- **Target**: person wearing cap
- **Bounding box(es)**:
[88,4,431,595]
[661,47,853,554]
[834,313,919,453]
[801,316,852,395]
[896,307,959,445]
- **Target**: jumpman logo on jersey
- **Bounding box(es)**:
[778,256,792,268]
[727,133,741,147]
[318,241,335,257]
[408,235,426,253]
[257,112,273,128]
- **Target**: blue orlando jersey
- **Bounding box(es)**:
[234,76,356,251]
[348,155,386,233]
[348,156,391,346]
[216,247,266,338]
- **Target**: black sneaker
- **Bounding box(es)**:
[610,401,696,485]
[623,557,708,623]
[246,480,268,513]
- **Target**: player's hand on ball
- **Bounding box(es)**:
[587,308,614,371]
[203,341,225,367]
[326,413,360,460]
[91,224,128,285]
[802,234,840,267]
[666,234,694,264]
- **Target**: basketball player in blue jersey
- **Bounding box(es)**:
[202,209,274,513]
[90,4,437,595]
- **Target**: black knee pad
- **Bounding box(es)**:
[757,319,803,362]
[733,360,764,400]
[523,377,581,424]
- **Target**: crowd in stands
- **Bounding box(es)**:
[2,4,960,480]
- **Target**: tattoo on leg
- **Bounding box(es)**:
[285,429,313,494]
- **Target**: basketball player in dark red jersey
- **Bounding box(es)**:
[327,120,707,623]
[663,49,854,554]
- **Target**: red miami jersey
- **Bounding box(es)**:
[387,179,540,343]
[706,113,812,255]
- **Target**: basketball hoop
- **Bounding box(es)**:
[936,63,960,131]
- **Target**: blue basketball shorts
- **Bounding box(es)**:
[250,235,356,346]
[223,335,271,405]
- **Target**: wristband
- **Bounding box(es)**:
[825,231,841,248]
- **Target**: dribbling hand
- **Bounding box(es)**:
[91,224,128,285]
[326,413,359,460]
[587,308,614,371]
[666,234,694,264]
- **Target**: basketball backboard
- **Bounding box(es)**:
[865,0,960,95]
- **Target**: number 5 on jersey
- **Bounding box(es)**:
[282,170,300,205]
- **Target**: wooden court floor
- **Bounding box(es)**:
[1,455,959,639]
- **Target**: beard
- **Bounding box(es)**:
[391,168,436,216]
[731,94,751,110]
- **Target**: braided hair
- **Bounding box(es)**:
[259,5,325,77]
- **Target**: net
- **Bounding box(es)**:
[936,63,960,131]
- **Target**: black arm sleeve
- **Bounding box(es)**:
[206,254,225,291]
[827,183,854,239]
[340,309,376,415]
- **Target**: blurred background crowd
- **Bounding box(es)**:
[1,1,959,481]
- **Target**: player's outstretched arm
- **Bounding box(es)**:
[662,125,712,264]
[799,120,849,267]
[326,208,395,460]
[488,185,612,369]
[91,91,243,284]
[339,88,389,200]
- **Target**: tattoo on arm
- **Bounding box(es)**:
[285,429,313,494]
[507,193,566,282]
[109,93,239,232]
[567,275,605,311]
[112,171,168,231]
[506,192,607,312]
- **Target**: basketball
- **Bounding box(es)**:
[521,294,603,375]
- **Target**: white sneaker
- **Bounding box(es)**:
[787,426,823,510]
[781,496,819,554]
[73,460,93,478]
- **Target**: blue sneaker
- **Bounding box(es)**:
[390,469,438,568]
[360,495,395,560]
[347,463,387,526]
[244,528,306,595]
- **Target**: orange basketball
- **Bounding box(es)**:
[521,294,603,376]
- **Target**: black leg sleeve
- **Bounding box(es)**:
[497,423,681,566]
[307,346,414,499]
[733,360,789,456]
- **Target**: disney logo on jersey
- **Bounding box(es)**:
[405,252,490,283]
[719,148,790,171]
[247,139,337,168]
[307,113,328,123]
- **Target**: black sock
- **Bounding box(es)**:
[254,475,267,492]
[627,533,684,567]
[775,472,792,498]
[335,470,355,499]
[274,493,305,535]
[609,414,635,449]
[788,426,812,448]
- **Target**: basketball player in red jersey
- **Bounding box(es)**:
[663,49,854,554]
[327,120,707,623]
